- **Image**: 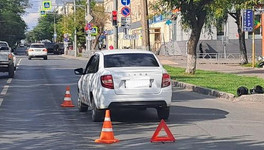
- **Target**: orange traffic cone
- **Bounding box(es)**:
[61,86,74,107]
[95,110,119,144]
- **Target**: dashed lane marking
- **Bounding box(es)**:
[1,85,9,95]
[17,58,22,66]
[0,98,3,106]
[7,78,12,84]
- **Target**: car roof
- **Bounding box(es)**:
[97,49,154,55]
[0,41,8,44]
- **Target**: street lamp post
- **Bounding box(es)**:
[74,0,77,57]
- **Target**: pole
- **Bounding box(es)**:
[74,0,77,57]
[54,14,56,43]
[86,0,91,51]
[114,0,118,49]
[252,8,255,67]
[141,0,150,51]
[261,13,264,60]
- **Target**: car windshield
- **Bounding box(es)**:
[0,43,9,50]
[104,53,159,68]
[31,45,45,48]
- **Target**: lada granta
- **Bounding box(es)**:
[74,50,172,122]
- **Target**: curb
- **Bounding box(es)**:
[173,80,235,101]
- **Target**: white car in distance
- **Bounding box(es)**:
[74,50,172,122]
[27,43,48,60]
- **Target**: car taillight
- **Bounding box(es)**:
[162,73,171,88]
[43,48,48,52]
[101,75,114,89]
[28,49,33,51]
[8,54,13,59]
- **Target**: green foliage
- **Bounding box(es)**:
[164,65,264,96]
[0,0,28,47]
[27,13,62,42]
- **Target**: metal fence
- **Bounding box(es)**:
[197,53,253,64]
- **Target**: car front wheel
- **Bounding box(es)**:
[77,93,88,112]
[157,107,170,120]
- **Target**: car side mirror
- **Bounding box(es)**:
[74,68,84,75]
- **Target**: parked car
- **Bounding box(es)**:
[27,43,48,60]
[53,43,64,55]
[74,50,172,121]
[42,42,56,54]
[0,41,16,78]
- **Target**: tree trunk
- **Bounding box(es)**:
[185,27,202,74]
[236,10,248,64]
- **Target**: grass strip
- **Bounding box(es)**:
[164,65,264,96]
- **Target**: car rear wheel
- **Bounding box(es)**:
[157,107,170,120]
[28,57,31,60]
[44,56,47,60]
[91,97,104,122]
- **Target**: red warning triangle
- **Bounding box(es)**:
[151,119,176,142]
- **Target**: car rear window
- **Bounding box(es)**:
[31,45,45,48]
[0,43,8,47]
[104,53,159,68]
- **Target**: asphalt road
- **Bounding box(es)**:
[0,54,264,150]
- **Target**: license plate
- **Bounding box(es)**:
[126,79,149,88]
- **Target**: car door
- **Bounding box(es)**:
[82,54,99,106]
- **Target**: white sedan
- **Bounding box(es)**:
[74,50,172,121]
[27,43,48,60]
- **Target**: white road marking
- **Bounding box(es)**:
[17,58,22,66]
[7,78,12,84]
[0,98,3,106]
[1,85,9,95]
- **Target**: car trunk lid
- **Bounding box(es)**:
[107,67,162,95]
[0,51,10,61]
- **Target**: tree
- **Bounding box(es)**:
[226,0,260,65]
[28,13,62,42]
[0,0,28,47]
[90,3,109,50]
[160,0,217,74]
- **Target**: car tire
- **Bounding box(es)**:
[28,57,31,60]
[78,98,88,112]
[157,107,170,120]
[8,64,15,78]
[91,97,104,122]
[44,56,47,60]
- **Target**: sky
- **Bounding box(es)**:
[22,0,68,31]
[22,0,103,31]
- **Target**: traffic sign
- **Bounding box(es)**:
[85,14,93,23]
[91,26,98,36]
[43,1,52,11]
[243,9,253,32]
[121,6,131,17]
[121,0,130,6]
[84,23,92,31]
[86,35,96,41]
[121,17,130,26]
[40,10,46,16]
[123,34,138,40]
